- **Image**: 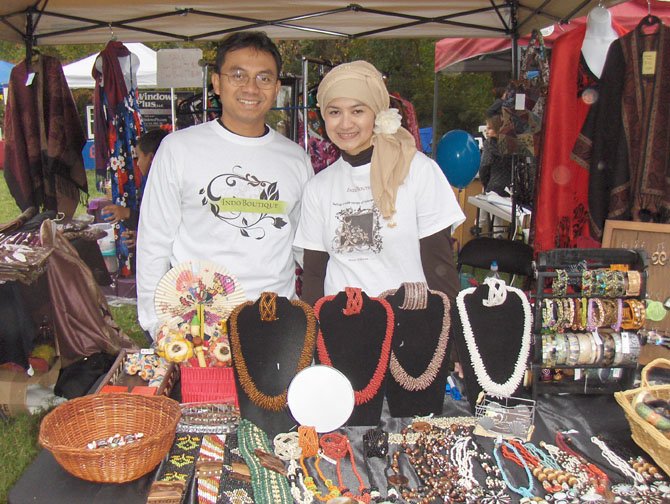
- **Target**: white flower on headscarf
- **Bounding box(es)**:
[373,108,402,135]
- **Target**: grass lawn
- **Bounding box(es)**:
[0,170,146,502]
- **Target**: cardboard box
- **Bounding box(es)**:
[0,359,61,417]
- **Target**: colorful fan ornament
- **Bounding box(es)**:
[154,260,246,327]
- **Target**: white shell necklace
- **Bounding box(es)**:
[456,278,532,398]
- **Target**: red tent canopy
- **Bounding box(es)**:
[434,0,670,72]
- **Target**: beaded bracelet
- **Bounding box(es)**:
[542,299,556,330]
[237,419,292,504]
[553,269,568,296]
[625,271,641,297]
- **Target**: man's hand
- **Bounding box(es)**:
[122,230,137,250]
[102,205,131,223]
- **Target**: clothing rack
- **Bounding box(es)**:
[301,57,336,148]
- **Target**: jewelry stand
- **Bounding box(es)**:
[380,283,451,417]
[452,280,530,412]
[229,292,316,438]
[315,288,393,426]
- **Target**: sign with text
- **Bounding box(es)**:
[157,48,203,88]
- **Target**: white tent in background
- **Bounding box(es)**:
[63,42,157,89]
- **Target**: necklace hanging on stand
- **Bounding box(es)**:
[315,287,394,405]
[229,292,316,412]
[456,278,531,398]
[380,283,451,391]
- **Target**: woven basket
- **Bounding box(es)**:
[180,365,238,406]
[614,357,670,475]
[39,393,181,483]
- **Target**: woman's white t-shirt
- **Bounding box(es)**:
[294,151,465,296]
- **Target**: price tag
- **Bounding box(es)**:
[25,72,35,86]
[621,332,631,353]
[575,369,582,380]
[642,51,657,75]
[514,93,526,110]
[613,369,622,379]
[140,348,155,355]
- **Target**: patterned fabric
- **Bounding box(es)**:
[92,41,145,276]
[390,93,422,150]
[573,24,670,239]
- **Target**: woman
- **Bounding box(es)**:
[294,60,465,304]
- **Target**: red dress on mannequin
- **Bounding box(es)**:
[531,23,627,253]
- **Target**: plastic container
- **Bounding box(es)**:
[91,223,116,254]
[101,249,118,274]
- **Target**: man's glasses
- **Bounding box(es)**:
[220,69,277,89]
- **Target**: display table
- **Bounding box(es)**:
[8,391,643,504]
[467,193,532,240]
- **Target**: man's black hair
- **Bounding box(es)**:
[215,31,282,75]
[137,129,168,156]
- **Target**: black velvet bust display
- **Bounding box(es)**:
[452,282,528,412]
[229,294,316,439]
[315,289,392,426]
[381,284,450,417]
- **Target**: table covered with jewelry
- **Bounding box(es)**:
[8,391,663,504]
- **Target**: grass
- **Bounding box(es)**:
[0,170,146,502]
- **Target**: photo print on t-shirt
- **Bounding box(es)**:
[199,166,288,240]
[332,206,383,254]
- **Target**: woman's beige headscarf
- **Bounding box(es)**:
[316,61,417,222]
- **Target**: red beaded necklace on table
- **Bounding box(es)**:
[314,287,394,406]
[320,432,371,504]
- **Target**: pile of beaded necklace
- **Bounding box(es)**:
[236,419,292,504]
[298,426,341,502]
[320,432,371,503]
[229,293,316,411]
[315,287,394,405]
[493,439,535,500]
[555,431,609,496]
[274,431,314,504]
[456,277,532,398]
[379,282,451,392]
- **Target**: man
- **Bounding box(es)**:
[137,32,313,338]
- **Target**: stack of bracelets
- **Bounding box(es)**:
[540,268,645,382]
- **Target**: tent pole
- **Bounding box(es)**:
[25,9,35,65]
[511,1,520,79]
[431,69,439,160]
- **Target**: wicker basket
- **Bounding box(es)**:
[39,393,181,483]
[180,365,238,406]
[614,357,670,475]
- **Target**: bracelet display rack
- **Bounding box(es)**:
[531,248,648,399]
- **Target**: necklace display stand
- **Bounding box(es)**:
[315,287,394,426]
[229,292,316,438]
[380,282,451,417]
[453,279,531,412]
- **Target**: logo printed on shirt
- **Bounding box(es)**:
[332,206,383,254]
[199,167,287,239]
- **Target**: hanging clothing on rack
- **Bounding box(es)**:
[92,41,145,276]
[573,20,670,240]
[3,55,87,218]
[390,92,422,150]
[532,21,627,253]
[298,87,339,173]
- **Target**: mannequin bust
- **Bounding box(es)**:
[95,51,140,91]
[582,5,618,78]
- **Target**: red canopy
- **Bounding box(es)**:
[434,0,670,72]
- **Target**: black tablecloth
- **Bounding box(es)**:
[9,390,645,504]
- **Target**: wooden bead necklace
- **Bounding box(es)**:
[273,431,314,504]
[379,284,451,392]
[315,289,394,406]
[229,295,316,411]
[319,432,371,503]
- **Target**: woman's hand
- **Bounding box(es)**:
[102,205,131,223]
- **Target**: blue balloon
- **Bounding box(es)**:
[435,129,481,189]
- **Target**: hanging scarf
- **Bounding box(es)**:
[91,41,145,276]
[3,55,87,217]
[316,61,417,222]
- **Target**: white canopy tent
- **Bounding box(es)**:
[62,42,157,88]
[1,1,627,46]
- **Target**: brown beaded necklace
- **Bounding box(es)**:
[229,293,316,412]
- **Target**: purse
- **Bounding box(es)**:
[498,29,550,159]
